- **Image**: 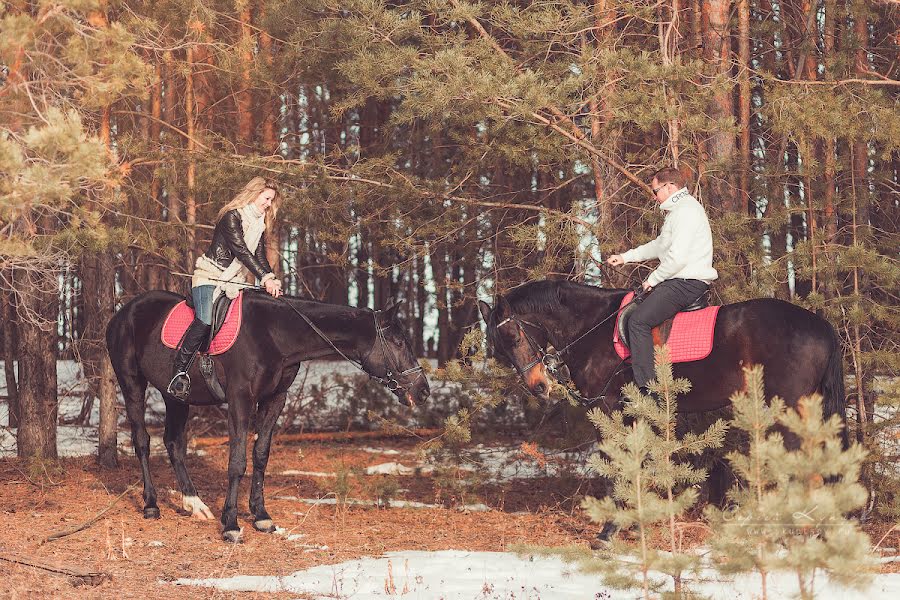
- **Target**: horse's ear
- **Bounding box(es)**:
[380,297,403,319]
[478,300,492,324]
[497,295,512,316]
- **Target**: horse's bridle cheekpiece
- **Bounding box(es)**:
[279,297,424,400]
[493,297,634,408]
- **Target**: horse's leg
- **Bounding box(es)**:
[221,391,252,543]
[119,374,159,518]
[163,398,214,520]
[707,458,735,508]
[249,392,287,533]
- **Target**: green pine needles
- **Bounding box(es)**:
[706,365,874,600]
[581,345,728,598]
[535,350,875,600]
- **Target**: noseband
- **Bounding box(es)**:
[366,318,425,392]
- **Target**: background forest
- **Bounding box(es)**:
[1,0,897,475]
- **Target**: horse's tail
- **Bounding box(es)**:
[821,324,849,449]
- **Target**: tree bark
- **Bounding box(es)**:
[96,251,118,468]
[702,0,737,211]
[236,1,255,153]
[2,289,20,428]
[15,270,58,460]
[738,0,752,214]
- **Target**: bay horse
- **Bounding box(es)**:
[105,290,430,542]
[478,280,847,503]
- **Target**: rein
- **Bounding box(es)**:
[495,288,645,408]
[278,297,423,394]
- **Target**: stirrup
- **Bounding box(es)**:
[167,371,191,399]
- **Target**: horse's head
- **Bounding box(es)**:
[478,296,552,401]
[362,298,430,407]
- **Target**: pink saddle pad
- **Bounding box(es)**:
[161,292,243,355]
[613,291,720,363]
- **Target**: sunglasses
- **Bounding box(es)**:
[652,182,669,195]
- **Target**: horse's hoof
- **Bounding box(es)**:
[253,519,276,533]
[596,521,617,541]
[181,495,215,520]
[143,507,161,520]
[222,528,243,543]
[589,537,612,551]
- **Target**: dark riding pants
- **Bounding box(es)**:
[628,278,709,388]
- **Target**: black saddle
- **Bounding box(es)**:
[617,289,711,351]
[184,292,234,353]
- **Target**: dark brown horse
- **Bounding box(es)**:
[106,290,429,542]
[478,280,847,505]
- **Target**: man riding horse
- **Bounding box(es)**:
[606,167,717,397]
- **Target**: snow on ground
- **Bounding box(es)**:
[172,549,900,599]
[0,358,479,458]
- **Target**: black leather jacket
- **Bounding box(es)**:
[204,209,274,280]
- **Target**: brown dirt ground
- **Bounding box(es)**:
[0,436,896,599]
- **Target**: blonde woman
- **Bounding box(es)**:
[168,177,284,399]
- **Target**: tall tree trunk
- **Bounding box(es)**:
[702,0,737,211]
[236,1,255,152]
[185,43,197,269]
[96,250,118,468]
[414,253,427,357]
[163,49,182,291]
[15,270,58,460]
[259,14,277,154]
[429,242,451,365]
[738,0,752,214]
[821,0,838,298]
[2,289,20,428]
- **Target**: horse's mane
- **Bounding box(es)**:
[502,280,619,315]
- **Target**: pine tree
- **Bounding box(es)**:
[531,346,726,598]
[705,365,875,600]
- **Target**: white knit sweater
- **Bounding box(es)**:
[620,188,718,286]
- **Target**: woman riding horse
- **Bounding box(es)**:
[168,176,284,399]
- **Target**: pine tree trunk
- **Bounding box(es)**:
[414,253,427,357]
[2,288,20,428]
[163,49,182,290]
[259,15,277,154]
[702,0,737,211]
[738,0,752,214]
[429,242,451,365]
[236,1,255,152]
[185,43,197,268]
[96,251,118,468]
[15,270,58,460]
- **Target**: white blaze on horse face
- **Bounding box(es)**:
[182,494,215,520]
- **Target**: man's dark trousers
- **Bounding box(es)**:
[628,278,709,388]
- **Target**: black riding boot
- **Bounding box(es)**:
[167,318,211,400]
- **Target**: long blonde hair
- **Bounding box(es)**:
[217,176,282,232]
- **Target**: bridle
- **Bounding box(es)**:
[280,298,424,396]
[492,291,643,407]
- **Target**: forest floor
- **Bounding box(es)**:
[0,433,897,599]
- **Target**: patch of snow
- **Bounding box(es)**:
[279,470,335,477]
[277,496,491,512]
[171,550,900,599]
[361,447,403,455]
[364,462,433,476]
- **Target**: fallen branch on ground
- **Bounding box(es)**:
[40,482,138,545]
[0,552,109,586]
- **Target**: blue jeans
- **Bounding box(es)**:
[191,285,216,325]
